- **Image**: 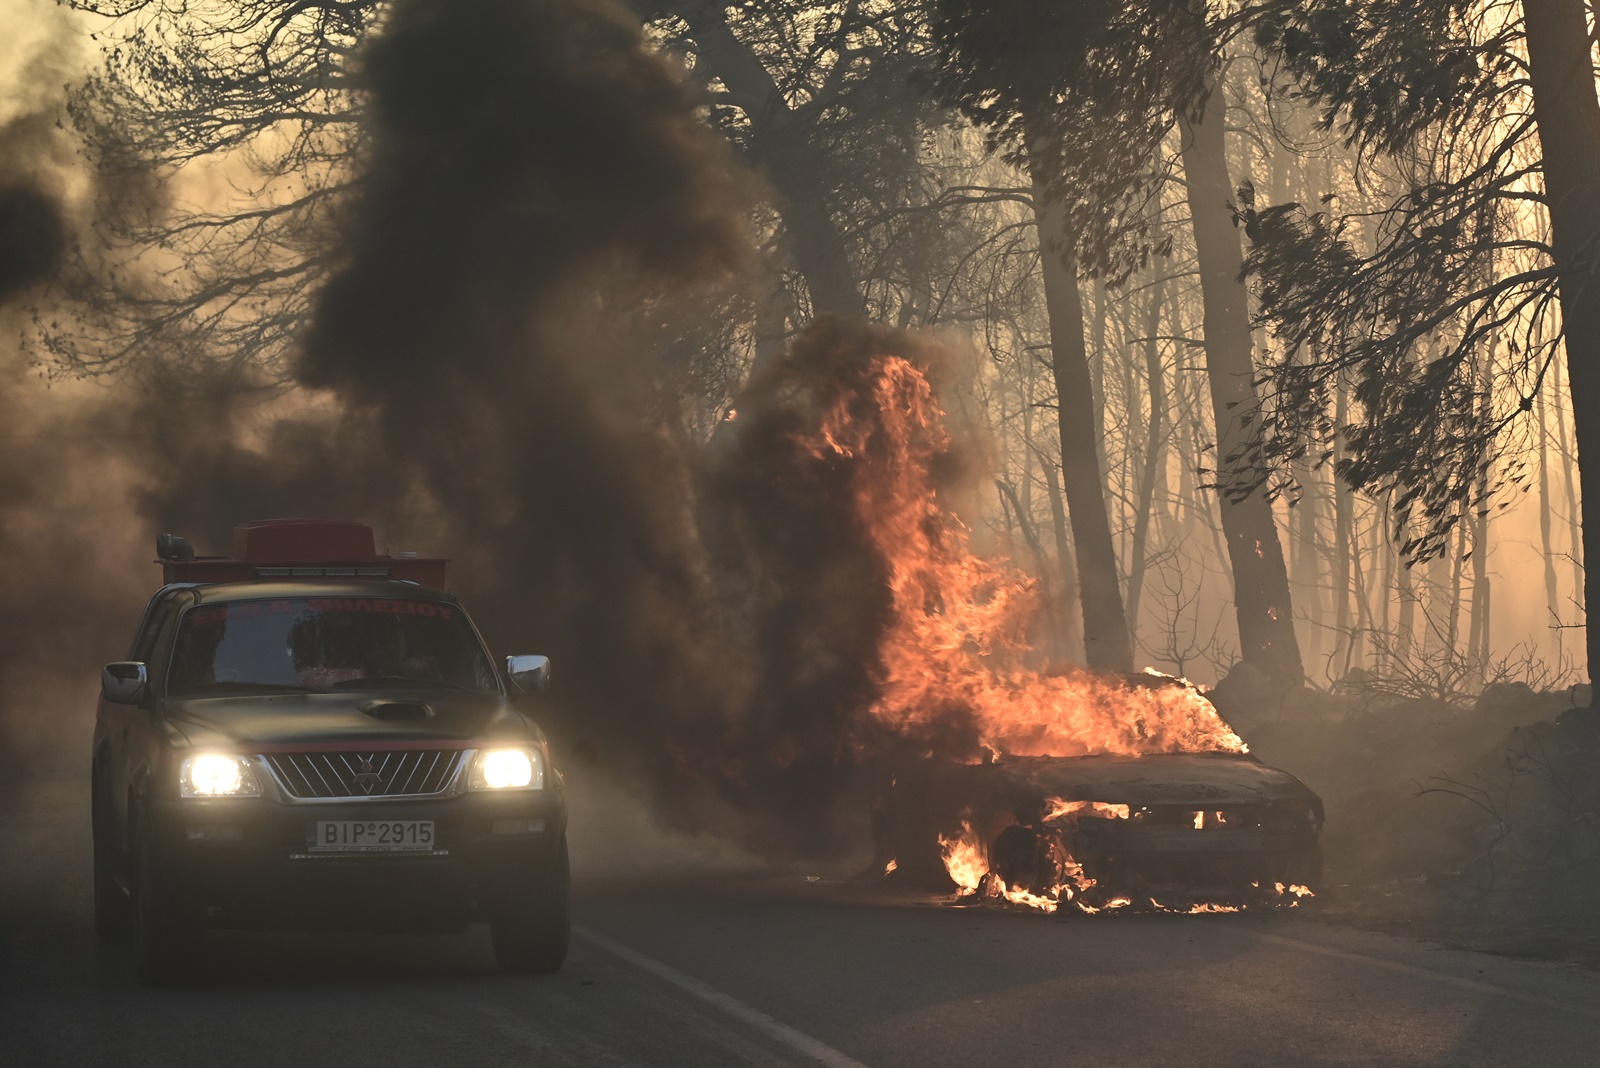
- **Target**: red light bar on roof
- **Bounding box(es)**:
[156,520,447,588]
[234,519,375,562]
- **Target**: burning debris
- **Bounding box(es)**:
[930,792,1319,916]
[881,741,1325,915]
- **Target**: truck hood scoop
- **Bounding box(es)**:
[360,699,434,721]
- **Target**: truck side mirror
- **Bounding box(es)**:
[505,654,551,693]
[102,662,149,705]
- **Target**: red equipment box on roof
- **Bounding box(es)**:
[157,519,447,588]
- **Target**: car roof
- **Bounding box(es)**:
[182,579,456,605]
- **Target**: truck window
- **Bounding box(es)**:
[130,601,178,662]
[167,597,499,696]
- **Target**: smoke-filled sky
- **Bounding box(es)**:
[0,0,961,858]
[0,0,1586,857]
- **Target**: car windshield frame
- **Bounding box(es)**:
[164,593,504,699]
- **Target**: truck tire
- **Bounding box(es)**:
[131,822,205,985]
[91,774,130,944]
[490,838,570,974]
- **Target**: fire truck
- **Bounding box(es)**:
[91,520,568,983]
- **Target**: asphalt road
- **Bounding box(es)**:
[5,770,1600,1068]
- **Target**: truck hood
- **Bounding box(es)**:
[161,689,530,750]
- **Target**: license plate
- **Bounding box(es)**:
[309,819,435,852]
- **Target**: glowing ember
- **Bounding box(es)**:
[1000,886,1061,913]
[798,355,1244,760]
[1155,901,1244,914]
[1045,798,1130,821]
[883,858,898,875]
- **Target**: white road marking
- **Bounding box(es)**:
[1256,932,1600,1019]
[575,925,873,1068]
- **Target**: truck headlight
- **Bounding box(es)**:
[470,747,544,791]
[180,754,261,798]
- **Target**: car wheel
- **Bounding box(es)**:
[490,838,570,974]
[131,821,205,985]
[91,775,130,944]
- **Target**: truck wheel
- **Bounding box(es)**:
[490,838,570,974]
[131,824,205,985]
[91,776,130,943]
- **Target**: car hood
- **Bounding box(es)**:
[997,752,1319,807]
[888,751,1321,820]
[162,689,529,750]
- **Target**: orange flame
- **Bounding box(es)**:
[937,816,1319,917]
[938,822,987,894]
[1044,798,1131,822]
[799,355,1243,759]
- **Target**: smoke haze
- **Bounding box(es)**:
[0,0,1292,866]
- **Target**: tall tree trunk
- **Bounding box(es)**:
[751,254,792,374]
[1352,498,1372,671]
[1470,508,1491,669]
[1332,383,1354,675]
[672,3,863,318]
[1449,515,1468,659]
[1377,497,1394,677]
[1349,505,1373,673]
[1523,0,1600,685]
[1470,340,1495,669]
[1126,277,1169,639]
[1037,444,1087,663]
[1537,378,1562,624]
[1178,79,1306,687]
[1028,161,1134,672]
[1291,461,1322,670]
[1397,547,1417,661]
[1425,552,1452,657]
[1090,277,1111,479]
[1553,357,1585,610]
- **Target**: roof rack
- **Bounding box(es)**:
[155,519,447,588]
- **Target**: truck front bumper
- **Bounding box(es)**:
[140,789,566,932]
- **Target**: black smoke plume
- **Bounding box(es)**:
[692,320,984,851]
[0,0,980,864]
[288,0,986,857]
[293,0,772,837]
[0,81,125,811]
[0,185,64,303]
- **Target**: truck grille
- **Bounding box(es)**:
[263,750,464,799]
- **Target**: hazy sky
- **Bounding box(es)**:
[0,0,1583,684]
[0,1,92,120]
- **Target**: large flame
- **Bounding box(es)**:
[799,354,1244,759]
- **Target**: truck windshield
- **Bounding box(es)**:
[168,596,499,696]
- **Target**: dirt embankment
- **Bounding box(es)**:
[1215,680,1600,967]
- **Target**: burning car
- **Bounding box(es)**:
[91,520,568,983]
[875,675,1324,914]
[760,348,1325,915]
